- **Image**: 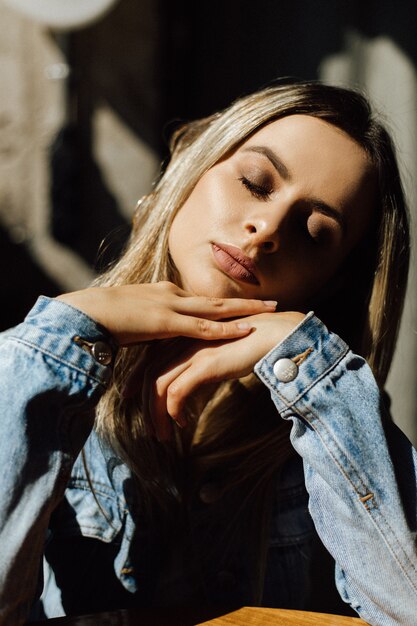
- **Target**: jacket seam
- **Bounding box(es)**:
[296,400,417,595]
[68,479,129,515]
[267,345,350,409]
[55,524,122,541]
[8,336,108,386]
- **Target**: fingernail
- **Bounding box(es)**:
[237,322,252,330]
[263,300,278,307]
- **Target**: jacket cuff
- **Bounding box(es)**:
[254,312,351,412]
[8,296,116,386]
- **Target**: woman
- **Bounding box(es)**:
[0,82,415,625]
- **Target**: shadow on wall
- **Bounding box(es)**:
[0,226,60,331]
[49,123,130,269]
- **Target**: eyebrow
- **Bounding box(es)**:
[309,199,347,235]
[242,146,291,180]
[242,145,347,235]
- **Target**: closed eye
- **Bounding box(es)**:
[304,213,339,247]
[239,176,272,201]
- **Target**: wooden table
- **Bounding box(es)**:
[200,607,367,625]
[40,606,368,625]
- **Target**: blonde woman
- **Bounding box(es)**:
[0,82,415,625]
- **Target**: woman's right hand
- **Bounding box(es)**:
[57,281,277,345]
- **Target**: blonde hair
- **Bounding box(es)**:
[93,81,409,601]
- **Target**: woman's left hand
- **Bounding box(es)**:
[125,311,305,439]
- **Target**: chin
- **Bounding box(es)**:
[182,273,250,299]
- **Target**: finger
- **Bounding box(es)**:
[169,314,254,340]
[142,360,174,442]
[165,337,257,420]
[153,359,192,430]
[173,296,277,320]
[141,340,196,436]
[166,357,222,421]
[121,339,190,399]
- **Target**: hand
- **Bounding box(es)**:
[126,311,305,439]
[57,281,278,345]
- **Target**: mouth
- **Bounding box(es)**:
[211,242,260,285]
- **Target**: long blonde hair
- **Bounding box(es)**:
[93,81,409,600]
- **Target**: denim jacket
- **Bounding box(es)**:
[0,296,416,625]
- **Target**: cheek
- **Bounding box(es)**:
[168,212,188,266]
[273,252,346,306]
[168,198,210,276]
[169,196,200,243]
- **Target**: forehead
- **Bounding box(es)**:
[243,114,371,182]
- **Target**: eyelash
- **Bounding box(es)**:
[239,177,331,247]
[239,176,272,201]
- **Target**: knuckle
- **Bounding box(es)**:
[150,307,166,329]
[195,359,217,384]
[157,280,175,291]
[207,297,224,307]
[197,363,213,383]
[154,376,165,397]
[167,382,182,403]
[219,321,230,336]
[196,318,211,334]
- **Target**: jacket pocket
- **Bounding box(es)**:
[51,477,124,543]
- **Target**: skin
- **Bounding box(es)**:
[59,115,376,439]
[169,115,375,306]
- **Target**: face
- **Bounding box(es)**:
[168,114,376,309]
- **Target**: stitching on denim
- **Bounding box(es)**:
[299,402,370,496]
[296,402,417,593]
[9,336,107,386]
[68,478,129,514]
[68,478,118,500]
[369,512,417,591]
[359,493,374,508]
[292,347,314,367]
[58,523,121,538]
[268,344,350,409]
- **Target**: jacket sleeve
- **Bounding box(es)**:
[0,296,114,625]
[255,313,417,626]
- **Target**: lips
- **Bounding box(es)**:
[211,243,260,285]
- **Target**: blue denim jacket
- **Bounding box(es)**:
[0,296,416,625]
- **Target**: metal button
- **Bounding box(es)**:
[91,341,113,365]
[199,482,221,504]
[74,336,114,366]
[273,358,298,383]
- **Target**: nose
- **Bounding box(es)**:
[244,210,285,254]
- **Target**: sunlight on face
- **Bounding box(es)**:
[168,115,376,309]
